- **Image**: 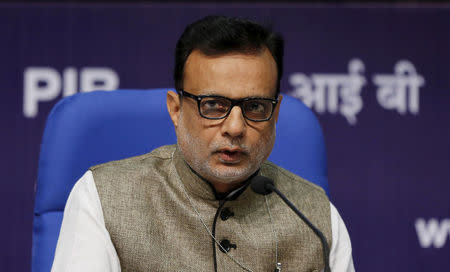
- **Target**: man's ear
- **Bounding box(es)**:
[167,90,181,128]
[273,95,283,123]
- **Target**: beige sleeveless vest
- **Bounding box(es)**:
[91,145,331,272]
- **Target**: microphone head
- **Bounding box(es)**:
[250,176,274,195]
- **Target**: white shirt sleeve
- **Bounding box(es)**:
[51,170,121,272]
[329,202,355,272]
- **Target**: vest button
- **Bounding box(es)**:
[219,239,237,253]
[220,207,234,221]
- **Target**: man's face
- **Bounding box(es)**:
[167,48,282,193]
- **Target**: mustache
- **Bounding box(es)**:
[210,141,250,154]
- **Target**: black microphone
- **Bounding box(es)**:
[250,176,331,272]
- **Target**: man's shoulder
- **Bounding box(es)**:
[90,144,176,173]
[89,145,176,196]
[261,160,328,199]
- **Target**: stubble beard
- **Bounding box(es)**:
[176,113,275,185]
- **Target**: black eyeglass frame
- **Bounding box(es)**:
[177,89,279,122]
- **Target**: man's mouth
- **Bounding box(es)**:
[216,148,246,164]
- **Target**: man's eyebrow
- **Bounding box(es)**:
[198,90,217,96]
[244,95,274,99]
[198,90,275,99]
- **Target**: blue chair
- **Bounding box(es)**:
[31,88,328,272]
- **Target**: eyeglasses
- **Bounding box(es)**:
[178,89,279,122]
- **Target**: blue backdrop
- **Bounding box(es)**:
[1,3,449,271]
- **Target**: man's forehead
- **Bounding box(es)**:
[183,49,278,98]
[185,48,272,67]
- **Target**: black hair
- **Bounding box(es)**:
[174,15,284,96]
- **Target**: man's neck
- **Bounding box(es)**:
[212,182,245,194]
[188,166,258,200]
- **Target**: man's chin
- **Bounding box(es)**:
[208,165,254,183]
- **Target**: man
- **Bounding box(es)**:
[52,16,354,271]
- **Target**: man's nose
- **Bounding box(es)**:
[221,106,246,137]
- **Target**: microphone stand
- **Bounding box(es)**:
[266,183,331,272]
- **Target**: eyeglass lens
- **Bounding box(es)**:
[199,97,273,120]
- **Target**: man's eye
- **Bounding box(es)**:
[204,100,220,108]
[246,102,266,113]
[201,99,229,113]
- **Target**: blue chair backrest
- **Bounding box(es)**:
[32,88,328,272]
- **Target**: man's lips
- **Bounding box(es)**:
[215,148,246,164]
